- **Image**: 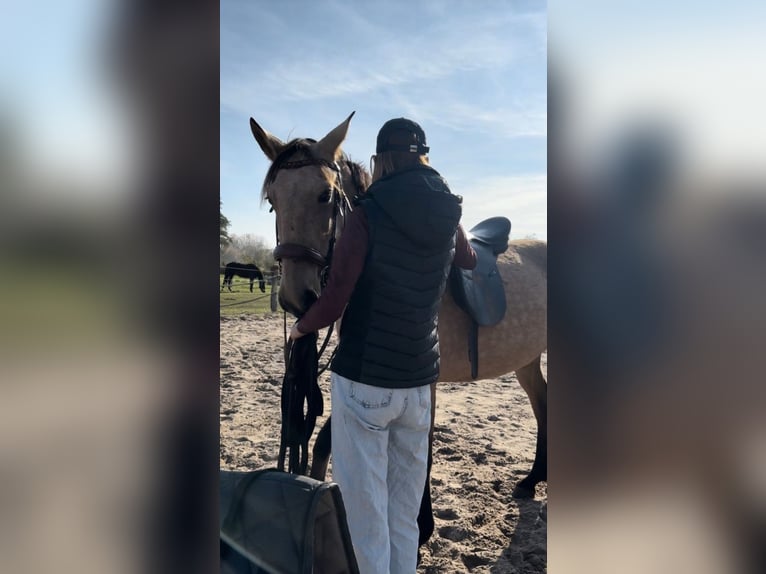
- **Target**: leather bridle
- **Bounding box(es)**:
[269,155,353,475]
[269,157,351,289]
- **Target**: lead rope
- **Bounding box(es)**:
[278,310,291,472]
[317,346,337,377]
[283,310,289,363]
[317,324,335,376]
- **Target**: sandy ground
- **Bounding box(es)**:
[221,313,547,573]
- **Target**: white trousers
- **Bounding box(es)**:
[330,372,431,574]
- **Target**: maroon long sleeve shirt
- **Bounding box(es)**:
[296,207,477,334]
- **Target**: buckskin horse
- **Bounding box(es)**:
[249,113,547,541]
[221,262,266,293]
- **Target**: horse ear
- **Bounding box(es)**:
[250,117,286,161]
[315,112,355,161]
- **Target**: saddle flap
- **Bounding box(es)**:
[467,216,511,255]
[449,240,506,327]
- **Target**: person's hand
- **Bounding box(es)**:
[289,322,307,340]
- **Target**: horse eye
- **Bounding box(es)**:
[318,188,332,203]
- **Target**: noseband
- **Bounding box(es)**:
[270,157,350,287]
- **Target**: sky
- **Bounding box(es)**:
[220,0,547,245]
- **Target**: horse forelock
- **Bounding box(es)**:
[260,138,317,202]
[260,138,371,205]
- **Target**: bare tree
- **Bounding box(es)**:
[224,233,275,270]
[220,201,231,249]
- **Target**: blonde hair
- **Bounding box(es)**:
[371,151,429,182]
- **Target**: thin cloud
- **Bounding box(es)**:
[220,6,543,114]
[220,1,547,240]
[393,98,547,139]
[222,45,512,112]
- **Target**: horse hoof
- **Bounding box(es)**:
[511,483,536,499]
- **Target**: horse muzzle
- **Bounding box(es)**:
[273,243,328,315]
[278,288,318,318]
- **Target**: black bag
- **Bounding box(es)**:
[220,469,359,574]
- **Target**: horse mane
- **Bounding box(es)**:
[345,158,371,202]
[260,137,371,204]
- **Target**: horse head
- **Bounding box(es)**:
[250,113,369,316]
[256,266,266,293]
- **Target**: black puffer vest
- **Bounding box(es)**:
[331,165,462,388]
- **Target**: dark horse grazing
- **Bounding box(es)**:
[221,262,266,293]
[250,113,547,547]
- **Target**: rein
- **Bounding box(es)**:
[271,156,350,361]
[271,155,351,474]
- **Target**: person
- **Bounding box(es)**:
[289,118,476,573]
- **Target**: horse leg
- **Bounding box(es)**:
[417,439,434,547]
[249,277,254,293]
[417,381,437,547]
[310,418,332,481]
[512,355,547,498]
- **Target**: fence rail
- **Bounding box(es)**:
[219,292,274,308]
[220,271,281,312]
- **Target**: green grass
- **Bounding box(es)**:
[219,278,279,316]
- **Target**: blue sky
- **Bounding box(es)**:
[221,0,547,244]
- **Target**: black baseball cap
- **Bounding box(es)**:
[376,118,430,154]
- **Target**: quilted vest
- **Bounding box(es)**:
[330,165,462,388]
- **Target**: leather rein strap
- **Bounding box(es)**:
[271,157,348,475]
